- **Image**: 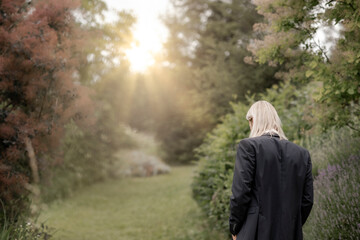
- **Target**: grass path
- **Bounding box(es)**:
[39,166,224,240]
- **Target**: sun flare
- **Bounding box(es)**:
[125,26,164,72]
[125,43,155,72]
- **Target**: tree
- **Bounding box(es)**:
[36,1,137,203]
[164,0,279,117]
[249,0,360,133]
[147,0,280,163]
[75,2,135,85]
[0,0,88,221]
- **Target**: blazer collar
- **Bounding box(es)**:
[261,132,280,138]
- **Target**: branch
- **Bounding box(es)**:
[7,1,31,31]
[337,0,356,11]
[37,69,55,119]
[313,39,331,63]
[325,0,336,6]
[346,122,360,133]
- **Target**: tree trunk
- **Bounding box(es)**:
[24,136,41,215]
[24,136,40,184]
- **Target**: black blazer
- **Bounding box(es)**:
[229,133,313,240]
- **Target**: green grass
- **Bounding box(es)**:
[39,166,225,240]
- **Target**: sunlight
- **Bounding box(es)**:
[124,22,164,72]
[125,43,155,72]
[103,0,170,72]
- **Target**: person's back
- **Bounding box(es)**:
[243,133,313,239]
[229,101,313,240]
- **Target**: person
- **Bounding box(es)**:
[229,100,313,240]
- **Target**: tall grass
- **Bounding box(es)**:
[0,221,52,240]
[1,200,52,240]
[303,152,360,239]
[303,127,360,176]
[299,127,360,239]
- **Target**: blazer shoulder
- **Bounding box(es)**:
[237,137,255,147]
[240,137,310,155]
[236,137,258,152]
[287,140,310,154]
[238,135,274,145]
[283,141,311,162]
[235,138,257,160]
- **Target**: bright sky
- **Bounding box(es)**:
[103,0,170,72]
[102,1,338,72]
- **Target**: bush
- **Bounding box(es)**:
[111,126,171,178]
[114,150,170,177]
[192,101,250,232]
[303,127,360,176]
[303,152,360,239]
[39,121,135,203]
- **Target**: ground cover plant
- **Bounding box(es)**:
[0,204,53,240]
[304,152,360,239]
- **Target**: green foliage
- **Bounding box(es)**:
[165,0,279,117]
[150,0,281,164]
[303,151,360,239]
[256,80,319,143]
[0,196,30,226]
[192,101,250,231]
[40,119,135,203]
[251,0,360,133]
[80,0,108,22]
[153,91,214,164]
[0,201,53,240]
[303,127,360,176]
[0,222,52,240]
[77,1,135,85]
[300,128,360,240]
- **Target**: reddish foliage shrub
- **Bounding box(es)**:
[0,0,91,221]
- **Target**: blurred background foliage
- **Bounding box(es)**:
[0,0,359,239]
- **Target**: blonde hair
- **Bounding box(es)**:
[246,100,287,140]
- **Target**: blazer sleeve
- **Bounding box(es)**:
[301,150,314,225]
[229,139,256,236]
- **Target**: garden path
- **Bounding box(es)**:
[39,166,210,240]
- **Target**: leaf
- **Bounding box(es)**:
[306,70,314,78]
[347,88,355,95]
[309,61,318,69]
